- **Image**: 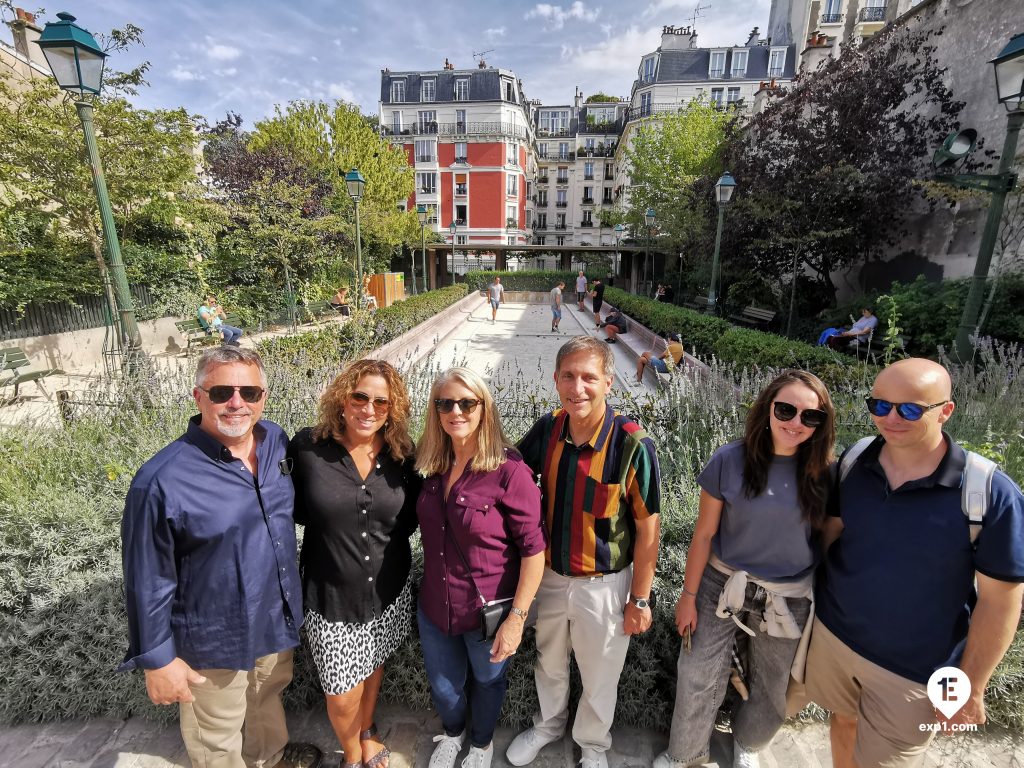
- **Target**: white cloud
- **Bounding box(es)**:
[560,25,656,73]
[484,27,506,42]
[326,81,357,103]
[169,65,206,82]
[214,67,238,77]
[205,36,242,61]
[525,1,601,30]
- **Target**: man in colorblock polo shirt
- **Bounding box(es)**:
[507,336,661,768]
[807,358,1024,768]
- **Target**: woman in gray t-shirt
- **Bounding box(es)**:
[655,370,836,768]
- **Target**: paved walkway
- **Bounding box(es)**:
[3,298,1023,766]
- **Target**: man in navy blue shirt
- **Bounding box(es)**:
[807,358,1024,768]
[120,347,320,768]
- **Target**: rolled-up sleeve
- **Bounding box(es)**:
[119,483,178,672]
[501,460,546,557]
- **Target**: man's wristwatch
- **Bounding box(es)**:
[629,594,651,610]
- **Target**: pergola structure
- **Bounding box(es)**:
[422,243,661,291]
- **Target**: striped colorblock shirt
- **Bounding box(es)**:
[518,405,660,577]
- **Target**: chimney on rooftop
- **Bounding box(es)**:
[745,27,760,46]
[8,8,47,70]
[574,86,582,110]
[689,29,699,48]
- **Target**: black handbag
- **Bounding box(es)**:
[443,505,536,642]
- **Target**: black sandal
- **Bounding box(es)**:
[359,724,391,768]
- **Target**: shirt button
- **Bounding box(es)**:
[364,555,370,561]
[275,541,281,548]
[361,484,366,490]
[280,567,285,572]
[368,577,374,582]
[284,591,290,598]
[362,509,367,514]
[361,532,367,538]
[459,496,464,502]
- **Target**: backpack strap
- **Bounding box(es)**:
[962,451,997,545]
[839,437,876,484]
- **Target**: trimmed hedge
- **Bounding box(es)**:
[465,269,580,293]
[603,287,846,374]
[256,284,469,370]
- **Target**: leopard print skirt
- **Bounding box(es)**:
[304,578,414,695]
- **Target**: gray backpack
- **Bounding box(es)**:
[838,437,997,545]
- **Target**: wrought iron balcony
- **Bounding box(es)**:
[580,221,593,227]
[536,200,548,207]
[555,224,567,230]
[821,12,843,23]
[556,177,570,185]
[709,68,725,79]
[538,176,549,184]
[584,174,594,180]
[582,197,595,205]
[534,223,547,230]
[454,156,467,164]
[380,120,529,140]
[416,155,436,163]
[556,201,568,208]
[858,5,886,22]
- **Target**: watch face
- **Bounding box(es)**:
[633,598,649,609]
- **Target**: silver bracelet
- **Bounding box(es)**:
[681,587,698,598]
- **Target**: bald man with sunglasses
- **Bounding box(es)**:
[805,358,1024,768]
[120,346,321,768]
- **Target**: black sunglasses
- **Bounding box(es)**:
[198,385,265,404]
[349,391,391,413]
[865,397,948,421]
[434,398,481,415]
[773,401,828,428]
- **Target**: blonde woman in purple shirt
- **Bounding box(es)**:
[416,367,546,768]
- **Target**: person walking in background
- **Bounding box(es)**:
[416,367,546,768]
[199,295,243,346]
[654,370,835,768]
[488,277,505,324]
[806,358,1024,768]
[576,270,588,311]
[550,281,564,333]
[120,346,320,768]
[507,337,660,768]
[288,359,420,768]
[590,278,605,328]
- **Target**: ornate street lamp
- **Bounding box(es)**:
[345,168,367,309]
[613,223,625,287]
[707,171,737,311]
[449,220,457,287]
[36,12,141,356]
[416,204,428,294]
[935,34,1024,361]
[644,207,655,296]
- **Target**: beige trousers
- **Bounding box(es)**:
[179,650,294,768]
[531,565,632,754]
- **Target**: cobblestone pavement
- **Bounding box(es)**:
[2,703,1022,768]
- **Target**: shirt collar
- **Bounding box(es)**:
[862,431,965,489]
[556,404,615,451]
[185,414,266,463]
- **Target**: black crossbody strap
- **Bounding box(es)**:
[442,499,487,607]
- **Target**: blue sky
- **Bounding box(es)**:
[17,0,771,125]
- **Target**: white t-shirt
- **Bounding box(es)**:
[550,286,562,308]
[488,283,504,302]
[576,275,588,293]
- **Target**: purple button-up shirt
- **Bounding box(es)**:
[417,451,546,636]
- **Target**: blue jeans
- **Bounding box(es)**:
[418,606,509,748]
[666,564,811,763]
[217,323,243,344]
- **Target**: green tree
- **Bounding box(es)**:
[248,100,417,273]
[585,93,618,103]
[0,28,202,306]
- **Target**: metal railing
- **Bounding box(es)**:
[416,155,436,163]
[858,6,886,22]
[582,197,595,204]
[556,177,570,185]
[538,176,549,184]
[381,120,529,139]
[536,200,548,207]
[555,224,567,230]
[709,68,725,79]
[821,12,843,23]
[556,201,568,207]
[580,221,593,227]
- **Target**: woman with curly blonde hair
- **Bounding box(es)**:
[288,358,419,768]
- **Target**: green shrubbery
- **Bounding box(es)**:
[464,269,579,293]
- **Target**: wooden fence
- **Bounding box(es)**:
[0,286,154,341]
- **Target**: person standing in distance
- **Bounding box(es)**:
[488,277,505,324]
[120,346,320,768]
[550,281,565,333]
[576,270,588,311]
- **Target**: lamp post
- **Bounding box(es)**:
[416,204,428,294]
[449,220,457,287]
[345,168,367,309]
[36,12,141,354]
[644,207,655,297]
[613,223,625,287]
[707,171,737,312]
[940,34,1024,362]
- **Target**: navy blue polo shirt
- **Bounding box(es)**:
[119,416,302,672]
[817,434,1024,684]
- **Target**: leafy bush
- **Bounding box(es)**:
[603,287,730,354]
[713,327,840,371]
[464,270,579,293]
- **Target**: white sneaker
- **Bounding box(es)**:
[429,731,465,768]
[505,728,561,766]
[579,749,609,768]
[733,744,761,768]
[461,743,493,768]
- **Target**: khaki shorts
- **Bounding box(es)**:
[804,618,936,768]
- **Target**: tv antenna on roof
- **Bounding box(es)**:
[473,49,494,66]
[687,1,709,29]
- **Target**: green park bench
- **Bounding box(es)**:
[730,305,776,330]
[175,313,247,354]
[683,295,715,313]
[1,346,64,400]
